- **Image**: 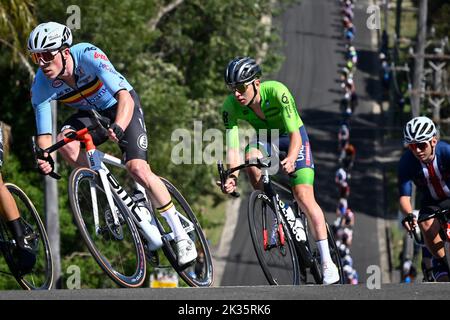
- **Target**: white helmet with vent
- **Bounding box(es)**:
[28,22,72,53]
[404,116,437,144]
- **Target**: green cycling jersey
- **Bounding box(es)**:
[221,80,303,149]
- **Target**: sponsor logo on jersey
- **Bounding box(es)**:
[83,46,97,53]
[94,52,109,61]
[76,66,85,76]
[77,75,94,86]
[52,79,64,88]
[88,87,108,103]
[305,141,311,166]
[137,134,148,151]
[98,62,118,75]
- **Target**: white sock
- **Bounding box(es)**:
[158,201,188,242]
[316,239,332,264]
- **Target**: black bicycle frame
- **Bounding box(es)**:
[218,158,317,269]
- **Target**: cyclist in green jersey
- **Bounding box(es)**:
[219,57,340,285]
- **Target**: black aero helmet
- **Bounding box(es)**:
[224,57,262,86]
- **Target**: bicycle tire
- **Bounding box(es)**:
[158,177,214,287]
[68,168,146,288]
[248,190,301,285]
[1,183,54,290]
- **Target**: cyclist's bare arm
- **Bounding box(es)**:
[281,130,302,174]
[399,196,413,215]
[220,148,240,194]
[107,90,135,142]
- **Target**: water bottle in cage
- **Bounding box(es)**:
[132,190,163,250]
[284,200,307,242]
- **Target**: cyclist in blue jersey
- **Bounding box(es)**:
[0,125,36,273]
[398,116,450,281]
[28,22,196,266]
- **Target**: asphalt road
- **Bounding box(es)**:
[1,283,449,300]
[220,0,384,286]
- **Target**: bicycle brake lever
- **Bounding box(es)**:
[31,137,62,180]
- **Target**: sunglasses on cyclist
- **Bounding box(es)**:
[30,50,59,65]
[228,80,255,94]
[408,142,429,151]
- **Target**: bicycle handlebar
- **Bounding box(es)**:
[32,109,129,180]
[403,210,450,244]
[88,110,128,148]
[217,157,297,198]
[217,160,240,198]
[31,136,61,180]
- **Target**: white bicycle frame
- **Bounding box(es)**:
[84,147,195,247]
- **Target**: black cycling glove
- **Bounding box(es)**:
[110,123,125,141]
[37,153,55,176]
[401,213,416,229]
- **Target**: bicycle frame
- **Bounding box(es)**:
[219,159,315,267]
[45,127,195,248]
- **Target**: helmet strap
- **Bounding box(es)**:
[246,82,258,107]
[56,50,67,79]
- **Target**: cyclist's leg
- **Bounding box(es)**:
[0,174,36,273]
[0,173,20,222]
[418,205,446,260]
[121,91,196,264]
[284,127,339,284]
[244,142,265,190]
[57,111,107,168]
[418,204,449,281]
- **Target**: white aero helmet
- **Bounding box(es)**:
[404,116,437,144]
[28,22,72,53]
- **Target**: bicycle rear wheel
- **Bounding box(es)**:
[0,183,53,290]
[248,190,300,285]
[157,177,214,287]
[68,168,146,288]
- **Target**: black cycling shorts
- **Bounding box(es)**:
[61,90,148,163]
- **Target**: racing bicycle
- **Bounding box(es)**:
[35,110,213,288]
[218,157,344,285]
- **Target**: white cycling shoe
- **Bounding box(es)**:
[176,239,198,266]
[322,262,340,285]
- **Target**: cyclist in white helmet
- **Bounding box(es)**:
[28,22,197,266]
[398,116,450,281]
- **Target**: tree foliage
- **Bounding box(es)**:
[0,0,293,288]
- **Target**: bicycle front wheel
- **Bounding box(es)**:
[248,190,301,285]
[68,168,146,288]
[2,183,53,290]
